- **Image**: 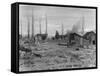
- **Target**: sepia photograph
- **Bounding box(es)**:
[18,4,97,72]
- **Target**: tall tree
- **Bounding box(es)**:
[55,30,59,39]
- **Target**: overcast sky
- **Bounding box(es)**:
[19,5,96,37]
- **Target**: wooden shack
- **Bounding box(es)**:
[83,31,96,45]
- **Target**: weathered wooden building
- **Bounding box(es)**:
[83,31,96,45]
[68,33,89,47]
[35,34,48,40]
[68,31,96,48]
[69,33,82,46]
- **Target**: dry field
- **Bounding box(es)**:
[19,40,96,71]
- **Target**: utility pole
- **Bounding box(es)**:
[27,17,30,39]
[61,23,64,39]
[82,16,84,35]
[80,16,84,47]
[21,20,22,37]
[62,23,64,36]
[45,14,47,34]
[39,17,41,34]
[31,9,34,38]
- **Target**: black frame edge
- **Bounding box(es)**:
[96,7,98,68]
[11,3,19,73]
[16,2,97,9]
[11,3,16,73]
[11,2,98,74]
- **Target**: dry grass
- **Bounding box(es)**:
[19,40,96,71]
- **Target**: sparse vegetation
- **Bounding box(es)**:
[19,38,96,71]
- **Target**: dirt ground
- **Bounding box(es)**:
[19,40,96,71]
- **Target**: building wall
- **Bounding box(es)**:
[85,33,96,45]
